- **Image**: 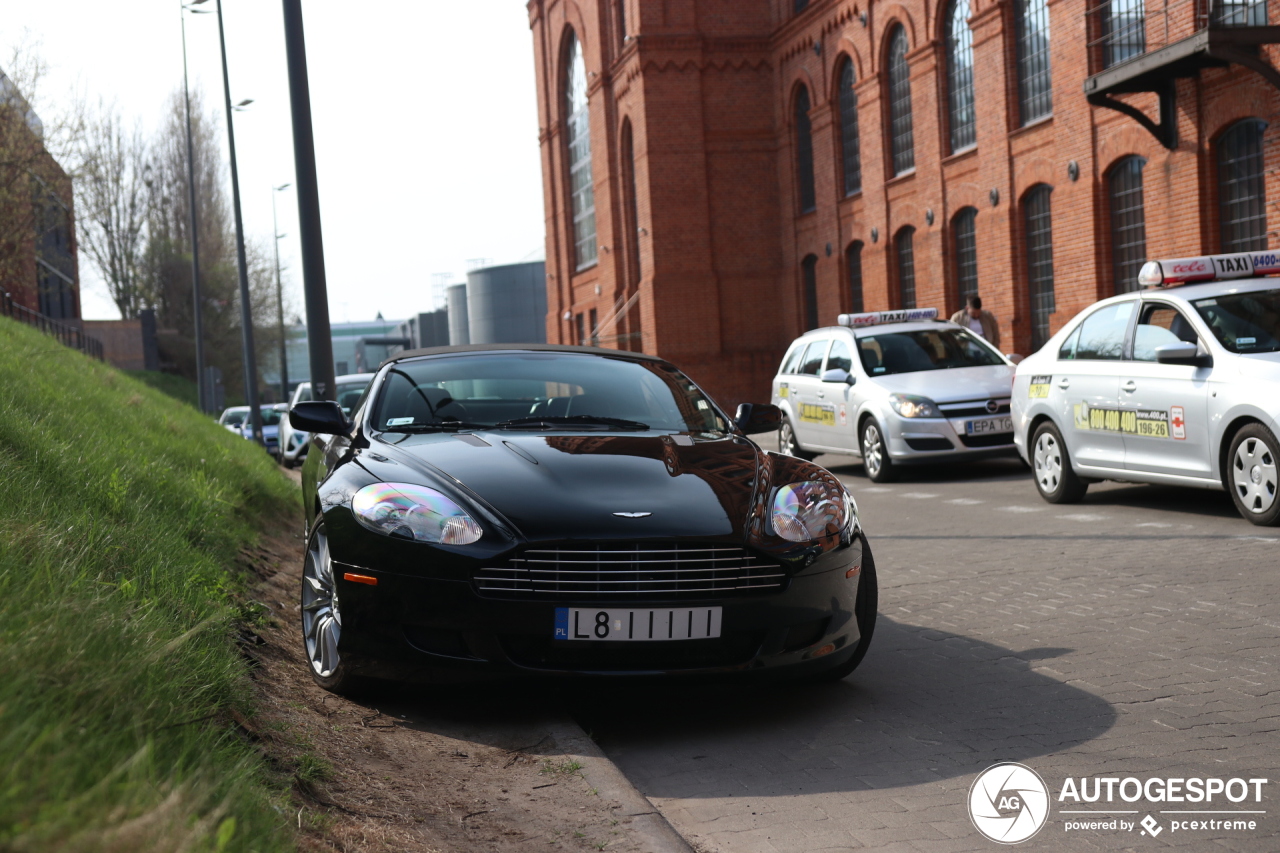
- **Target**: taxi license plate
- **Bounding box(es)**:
[966,416,1013,435]
[554,607,722,642]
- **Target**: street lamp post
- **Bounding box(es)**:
[272,183,291,402]
[179,1,208,413]
[213,0,264,448]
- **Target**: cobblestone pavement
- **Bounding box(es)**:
[573,455,1279,852]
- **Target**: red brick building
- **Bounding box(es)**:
[528,0,1280,408]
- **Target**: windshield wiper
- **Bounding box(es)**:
[380,421,490,433]
[492,415,651,431]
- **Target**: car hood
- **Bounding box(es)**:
[369,431,761,541]
[870,365,1015,402]
[1231,350,1280,381]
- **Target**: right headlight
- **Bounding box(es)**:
[351,482,484,545]
[770,479,851,542]
[888,393,942,418]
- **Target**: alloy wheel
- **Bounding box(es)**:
[862,423,883,478]
[1034,431,1062,494]
[1233,436,1278,515]
[780,421,799,456]
[302,526,342,678]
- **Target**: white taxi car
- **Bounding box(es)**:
[1012,250,1280,525]
[771,309,1018,482]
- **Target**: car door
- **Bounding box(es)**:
[809,335,859,452]
[790,338,831,446]
[1118,300,1214,479]
[1053,301,1134,471]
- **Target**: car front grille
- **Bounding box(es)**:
[474,542,786,601]
[938,398,1011,419]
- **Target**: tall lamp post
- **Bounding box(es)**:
[213,0,264,448]
[180,0,209,413]
[272,182,291,402]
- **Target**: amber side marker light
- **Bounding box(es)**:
[846,564,861,579]
[343,572,378,586]
[813,643,837,658]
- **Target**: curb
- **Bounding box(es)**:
[545,718,696,853]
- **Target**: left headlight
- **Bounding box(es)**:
[888,393,942,418]
[770,478,853,542]
[351,482,484,545]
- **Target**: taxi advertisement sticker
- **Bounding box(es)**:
[1171,405,1186,440]
[838,404,848,426]
[1028,375,1052,398]
[799,403,837,426]
[778,382,789,398]
[1073,403,1171,438]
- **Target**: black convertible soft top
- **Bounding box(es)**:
[377,343,668,371]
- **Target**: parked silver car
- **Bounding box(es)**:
[278,373,375,467]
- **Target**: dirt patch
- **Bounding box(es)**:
[240,510,649,853]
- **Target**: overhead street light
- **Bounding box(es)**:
[179,0,211,412]
[273,182,292,402]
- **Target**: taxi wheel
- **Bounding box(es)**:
[809,537,878,682]
[1226,424,1280,526]
[1031,422,1087,503]
[779,418,817,462]
[860,419,896,483]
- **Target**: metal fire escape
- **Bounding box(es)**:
[1084,0,1280,148]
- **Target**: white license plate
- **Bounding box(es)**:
[554,607,723,642]
[966,416,1013,435]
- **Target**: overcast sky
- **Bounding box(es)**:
[2,1,545,323]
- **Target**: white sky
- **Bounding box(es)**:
[3,1,545,322]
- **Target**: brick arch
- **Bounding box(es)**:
[1205,90,1274,143]
[1013,157,1056,200]
[832,41,867,85]
[946,182,985,217]
[877,10,918,72]
[1101,152,1148,181]
[1096,126,1156,176]
[787,72,819,127]
[555,21,590,126]
[889,202,921,234]
[1208,113,1270,146]
[829,51,865,102]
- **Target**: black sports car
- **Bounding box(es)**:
[292,344,877,692]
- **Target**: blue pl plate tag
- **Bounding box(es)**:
[553,607,569,640]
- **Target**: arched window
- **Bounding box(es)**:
[895,227,917,309]
[801,255,820,330]
[795,86,816,213]
[1102,0,1145,67]
[1218,119,1268,252]
[616,0,628,45]
[1015,0,1052,124]
[887,26,915,175]
[837,59,862,195]
[846,241,865,313]
[620,120,641,289]
[953,207,979,306]
[1109,157,1147,294]
[1024,185,1056,350]
[564,32,597,270]
[946,0,976,152]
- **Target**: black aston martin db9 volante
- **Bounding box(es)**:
[291,344,877,692]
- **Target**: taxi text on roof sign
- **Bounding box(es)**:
[837,308,940,327]
[1138,251,1280,287]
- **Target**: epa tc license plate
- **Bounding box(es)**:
[965,416,1013,435]
[554,607,723,641]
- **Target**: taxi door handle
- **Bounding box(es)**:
[1122,380,1137,393]
[816,391,826,398]
[1056,378,1070,389]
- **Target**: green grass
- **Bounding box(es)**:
[0,318,298,852]
[124,369,202,409]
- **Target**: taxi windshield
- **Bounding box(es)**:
[371,352,727,433]
[857,329,1005,376]
[1192,289,1280,353]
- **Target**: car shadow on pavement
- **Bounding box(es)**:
[818,455,1032,485]
[566,616,1116,799]
[1078,481,1241,521]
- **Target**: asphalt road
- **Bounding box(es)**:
[573,451,1280,852]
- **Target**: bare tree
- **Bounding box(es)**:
[72,102,151,319]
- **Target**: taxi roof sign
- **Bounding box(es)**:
[1138,251,1280,288]
[837,308,940,327]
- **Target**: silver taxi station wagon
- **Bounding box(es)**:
[771,310,1019,482]
[1012,251,1280,526]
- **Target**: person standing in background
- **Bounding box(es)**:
[950,296,1000,348]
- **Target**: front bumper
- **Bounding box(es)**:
[327,536,866,681]
[883,412,1016,464]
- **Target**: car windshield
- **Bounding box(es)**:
[257,408,282,427]
[857,328,1005,375]
[336,381,370,414]
[370,352,728,433]
[221,410,247,426]
[1192,289,1280,353]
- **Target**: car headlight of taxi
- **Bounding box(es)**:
[888,393,942,418]
[351,482,484,545]
[770,479,854,542]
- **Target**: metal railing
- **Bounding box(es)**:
[1087,0,1269,70]
[0,290,104,361]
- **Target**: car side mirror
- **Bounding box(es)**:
[820,367,856,385]
[1005,353,1025,365]
[1155,341,1212,367]
[734,403,783,435]
[289,401,351,435]
[272,402,290,412]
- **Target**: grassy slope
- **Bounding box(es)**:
[124,369,201,409]
[0,318,296,852]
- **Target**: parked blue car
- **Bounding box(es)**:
[238,405,286,459]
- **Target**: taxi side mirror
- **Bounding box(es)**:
[734,403,783,435]
[820,368,856,385]
[1155,341,1212,367]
